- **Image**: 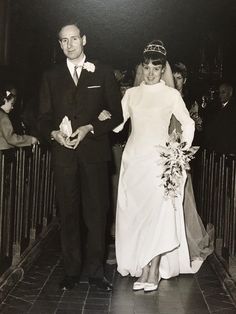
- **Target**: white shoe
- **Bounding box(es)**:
[144,275,161,292]
[133,281,146,291]
[144,282,158,292]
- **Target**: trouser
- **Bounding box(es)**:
[54,161,109,278]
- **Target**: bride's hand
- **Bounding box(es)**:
[98,110,112,121]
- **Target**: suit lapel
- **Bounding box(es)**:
[76,67,90,89]
[57,63,76,88]
[76,59,97,90]
[58,60,96,91]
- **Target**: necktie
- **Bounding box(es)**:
[73,66,79,86]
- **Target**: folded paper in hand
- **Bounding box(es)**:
[59,116,72,137]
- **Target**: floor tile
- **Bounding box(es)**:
[1,231,236,314]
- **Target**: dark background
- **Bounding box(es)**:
[4,0,236,95]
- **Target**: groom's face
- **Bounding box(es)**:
[59,25,86,62]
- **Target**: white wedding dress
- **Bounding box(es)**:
[114,80,206,279]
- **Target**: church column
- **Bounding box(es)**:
[0,0,11,65]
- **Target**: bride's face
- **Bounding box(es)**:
[142,61,164,85]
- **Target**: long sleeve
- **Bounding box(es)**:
[89,66,123,136]
[0,113,33,148]
[172,91,195,147]
[38,63,123,142]
[113,89,131,133]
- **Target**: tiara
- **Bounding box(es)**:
[143,44,167,56]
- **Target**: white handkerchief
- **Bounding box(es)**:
[87,85,101,89]
[59,116,72,137]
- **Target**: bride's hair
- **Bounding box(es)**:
[142,40,167,66]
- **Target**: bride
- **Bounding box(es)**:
[133,42,213,275]
[112,40,213,292]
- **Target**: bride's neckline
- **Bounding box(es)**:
[141,80,165,89]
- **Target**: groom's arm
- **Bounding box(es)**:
[70,65,123,147]
[89,65,123,136]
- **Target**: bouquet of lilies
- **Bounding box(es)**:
[158,130,199,202]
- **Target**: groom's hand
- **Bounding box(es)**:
[70,124,93,149]
[98,110,112,121]
[51,130,74,149]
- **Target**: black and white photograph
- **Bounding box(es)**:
[0,1,236,313]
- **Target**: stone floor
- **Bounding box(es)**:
[0,231,236,314]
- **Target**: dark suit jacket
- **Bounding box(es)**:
[203,98,236,154]
[38,60,123,165]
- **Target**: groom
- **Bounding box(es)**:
[38,21,123,290]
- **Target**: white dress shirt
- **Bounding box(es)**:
[67,55,86,80]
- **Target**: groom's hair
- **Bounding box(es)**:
[56,20,85,39]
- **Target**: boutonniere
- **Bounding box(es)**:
[83,61,95,73]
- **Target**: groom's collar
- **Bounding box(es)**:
[66,55,86,70]
[66,55,86,79]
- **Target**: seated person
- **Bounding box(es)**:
[0,89,38,150]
